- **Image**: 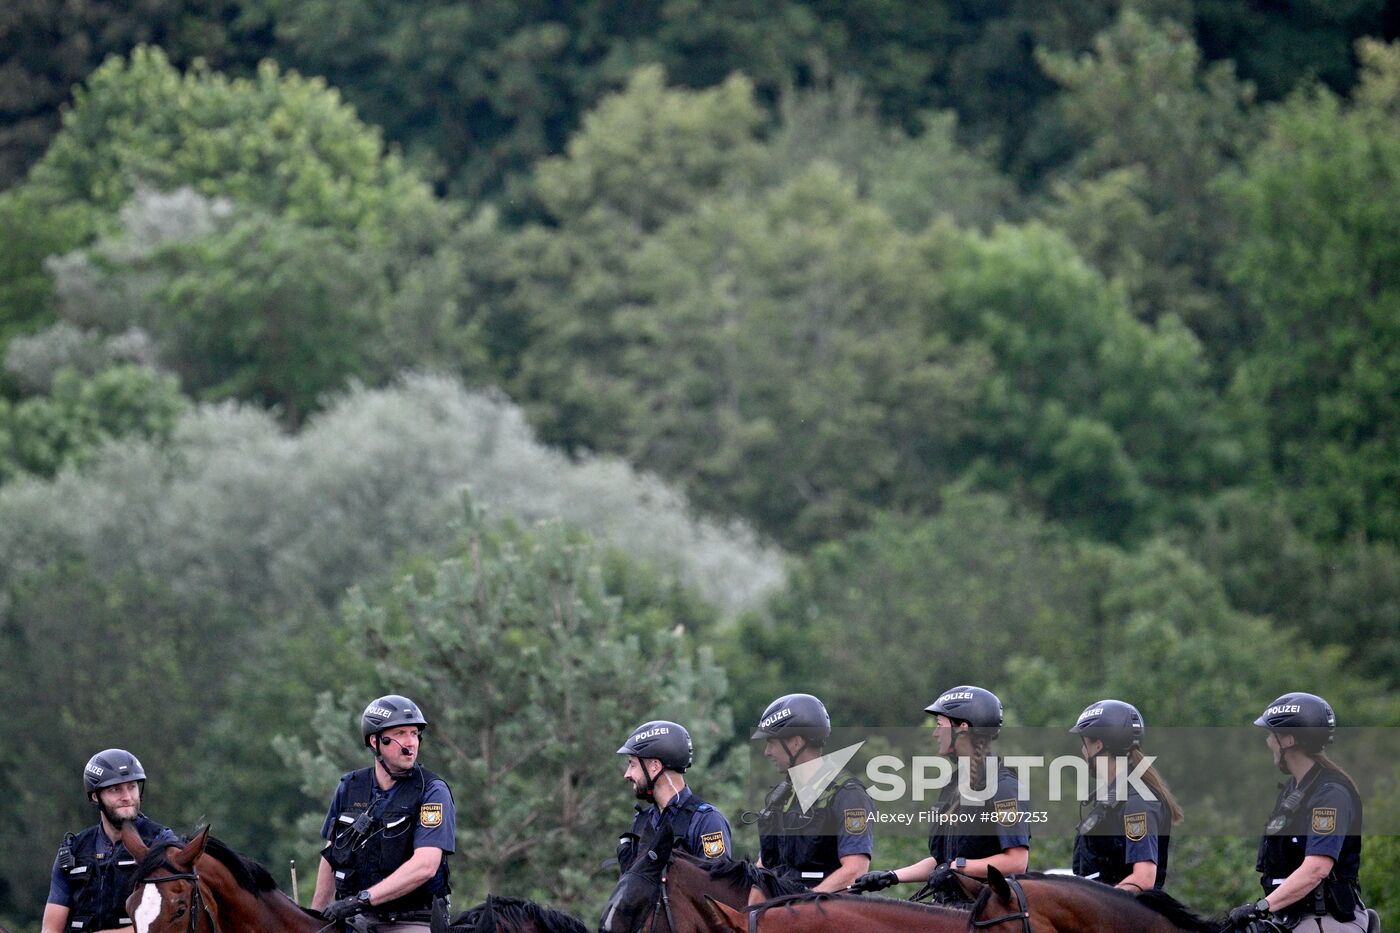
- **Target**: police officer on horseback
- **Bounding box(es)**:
[314,695,455,932]
[1069,699,1182,892]
[615,719,734,874]
[41,748,178,933]
[853,685,1028,904]
[1229,692,1374,933]
[751,693,874,892]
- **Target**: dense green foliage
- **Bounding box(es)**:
[2,4,1399,929]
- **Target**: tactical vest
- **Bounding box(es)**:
[1256,767,1362,922]
[927,766,1023,866]
[63,816,171,931]
[617,792,717,873]
[758,774,865,886]
[325,766,451,913]
[1071,798,1170,889]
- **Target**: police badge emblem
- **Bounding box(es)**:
[844,808,869,834]
[701,831,726,858]
[420,803,444,828]
[1124,811,1148,841]
[994,799,1018,822]
[1311,807,1337,835]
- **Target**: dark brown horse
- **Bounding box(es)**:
[703,890,970,933]
[971,868,1222,933]
[597,829,806,933]
[123,825,326,933]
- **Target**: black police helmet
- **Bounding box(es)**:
[84,748,147,794]
[1070,699,1145,752]
[925,685,1004,736]
[1254,692,1335,752]
[362,695,429,747]
[617,720,693,772]
[751,694,831,743]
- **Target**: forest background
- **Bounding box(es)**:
[2,0,1400,926]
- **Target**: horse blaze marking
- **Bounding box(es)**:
[133,884,162,933]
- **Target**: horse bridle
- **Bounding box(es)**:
[970,875,1032,933]
[645,863,677,933]
[142,867,218,933]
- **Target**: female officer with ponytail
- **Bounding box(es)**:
[1069,699,1182,892]
[1228,692,1371,933]
[852,685,1029,904]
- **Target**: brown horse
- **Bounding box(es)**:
[970,868,1222,933]
[123,825,326,932]
[597,829,807,933]
[703,891,970,933]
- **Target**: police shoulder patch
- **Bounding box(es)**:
[994,798,1018,821]
[701,831,726,858]
[844,808,869,835]
[1311,807,1337,835]
[420,802,444,828]
[1124,811,1148,842]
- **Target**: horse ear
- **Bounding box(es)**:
[701,896,747,933]
[175,825,211,866]
[986,865,1012,904]
[121,822,149,860]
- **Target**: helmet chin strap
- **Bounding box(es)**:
[784,736,810,771]
[375,734,417,782]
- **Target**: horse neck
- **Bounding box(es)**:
[759,897,966,933]
[1015,878,1183,933]
[671,856,749,909]
[192,855,324,933]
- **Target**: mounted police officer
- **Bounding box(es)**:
[41,748,178,933]
[615,719,733,874]
[1228,692,1374,933]
[853,685,1028,904]
[313,695,455,933]
[751,693,873,892]
[1068,699,1182,892]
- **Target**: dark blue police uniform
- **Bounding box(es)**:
[1072,786,1169,889]
[322,764,456,919]
[759,773,874,887]
[927,765,1031,865]
[1256,764,1363,926]
[617,786,734,873]
[47,815,178,931]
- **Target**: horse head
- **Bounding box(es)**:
[598,828,674,933]
[123,825,217,933]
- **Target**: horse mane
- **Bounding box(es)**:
[451,895,588,933]
[132,831,321,917]
[972,873,1218,933]
[677,854,809,899]
[750,889,968,920]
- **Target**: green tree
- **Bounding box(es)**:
[283,513,735,913]
[1223,40,1400,544]
[1038,11,1258,358]
[0,365,186,482]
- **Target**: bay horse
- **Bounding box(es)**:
[597,829,807,933]
[970,867,1223,933]
[703,890,970,933]
[122,825,326,932]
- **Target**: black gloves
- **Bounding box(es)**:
[321,895,367,924]
[1228,899,1270,929]
[850,870,899,893]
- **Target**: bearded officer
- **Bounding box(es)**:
[752,693,873,892]
[615,720,734,873]
[1229,692,1371,933]
[41,749,178,933]
[314,695,455,932]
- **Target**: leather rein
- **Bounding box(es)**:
[970,875,1033,933]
